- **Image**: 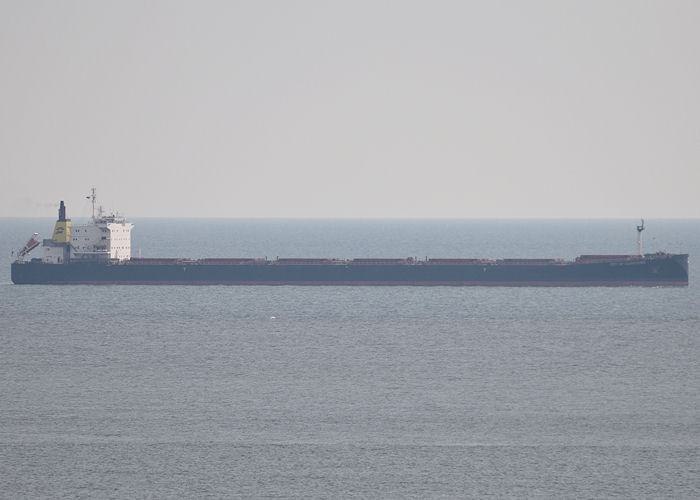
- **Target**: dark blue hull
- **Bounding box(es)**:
[11,254,689,286]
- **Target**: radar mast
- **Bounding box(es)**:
[636,219,645,256]
[90,187,97,221]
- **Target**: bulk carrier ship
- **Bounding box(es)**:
[11,194,689,286]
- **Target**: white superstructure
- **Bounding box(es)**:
[26,190,134,264]
[70,213,133,262]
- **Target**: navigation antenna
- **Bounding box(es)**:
[90,188,97,220]
[636,218,645,256]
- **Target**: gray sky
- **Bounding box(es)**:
[1,1,698,218]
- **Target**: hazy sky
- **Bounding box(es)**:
[1,1,698,218]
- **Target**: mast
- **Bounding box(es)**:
[636,219,645,256]
[90,188,97,221]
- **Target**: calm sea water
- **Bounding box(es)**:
[1,219,699,498]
